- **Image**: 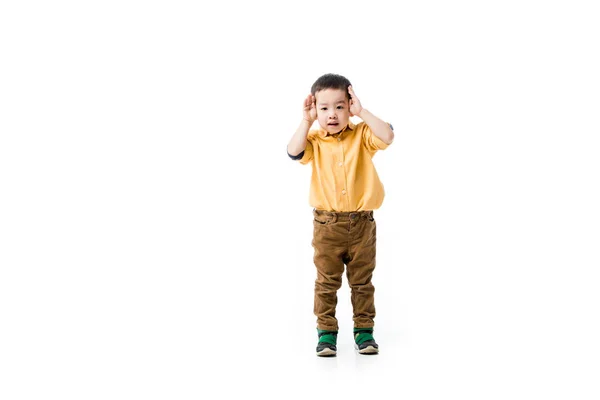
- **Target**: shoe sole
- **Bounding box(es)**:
[355,343,379,354]
[316,348,337,357]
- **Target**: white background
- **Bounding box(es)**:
[1,0,599,398]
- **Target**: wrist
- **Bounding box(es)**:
[357,108,367,119]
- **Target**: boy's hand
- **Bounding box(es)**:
[348,85,363,117]
[303,94,317,123]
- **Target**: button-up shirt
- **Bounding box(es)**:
[294,121,391,211]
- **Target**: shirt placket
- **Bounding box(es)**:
[333,133,349,210]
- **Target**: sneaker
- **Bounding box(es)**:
[316,330,338,357]
[354,328,379,354]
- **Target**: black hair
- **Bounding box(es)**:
[310,73,352,101]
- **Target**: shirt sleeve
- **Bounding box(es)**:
[361,122,392,152]
[298,140,313,164]
[287,140,313,164]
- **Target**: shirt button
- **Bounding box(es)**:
[338,162,343,167]
[337,137,341,141]
[342,190,346,195]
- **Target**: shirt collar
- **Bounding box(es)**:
[318,121,356,138]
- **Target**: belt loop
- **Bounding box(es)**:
[331,212,338,223]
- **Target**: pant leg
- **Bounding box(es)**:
[345,212,377,329]
[312,210,346,331]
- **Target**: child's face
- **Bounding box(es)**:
[315,88,350,135]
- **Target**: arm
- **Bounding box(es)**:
[348,85,394,145]
[357,109,394,145]
[287,94,317,156]
[287,118,312,157]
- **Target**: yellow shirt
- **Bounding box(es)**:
[297,121,390,212]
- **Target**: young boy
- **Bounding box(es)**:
[287,73,394,356]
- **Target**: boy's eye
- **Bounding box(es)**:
[321,108,327,111]
[337,106,344,109]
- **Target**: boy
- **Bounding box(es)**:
[287,73,394,356]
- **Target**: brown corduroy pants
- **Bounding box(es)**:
[312,208,377,331]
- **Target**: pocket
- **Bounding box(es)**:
[313,209,330,225]
[313,216,328,225]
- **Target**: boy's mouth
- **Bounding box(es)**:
[328,122,339,126]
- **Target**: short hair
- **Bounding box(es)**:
[311,73,352,101]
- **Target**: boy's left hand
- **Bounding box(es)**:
[348,85,363,117]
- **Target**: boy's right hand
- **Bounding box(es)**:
[303,94,317,124]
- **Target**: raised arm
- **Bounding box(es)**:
[349,86,394,145]
[287,94,317,156]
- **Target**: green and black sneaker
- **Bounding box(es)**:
[354,328,379,354]
[316,330,338,357]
